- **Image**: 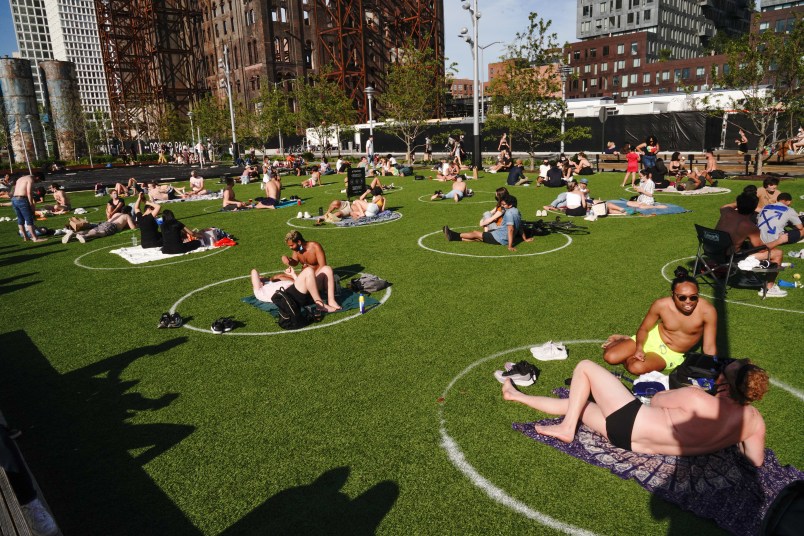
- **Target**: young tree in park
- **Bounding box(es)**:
[485,12,590,169]
[293,69,355,158]
[253,79,296,156]
[700,15,803,174]
[193,94,230,150]
[378,42,443,164]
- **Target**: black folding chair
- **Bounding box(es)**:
[692,224,772,296]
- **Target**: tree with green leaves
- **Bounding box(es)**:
[485,12,590,169]
[253,79,296,156]
[293,69,355,158]
[697,15,803,174]
[377,42,443,163]
[193,94,229,150]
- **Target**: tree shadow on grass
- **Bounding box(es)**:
[0,250,60,269]
[334,264,366,279]
[0,331,201,535]
[221,466,399,536]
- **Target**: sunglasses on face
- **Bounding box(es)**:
[674,293,699,302]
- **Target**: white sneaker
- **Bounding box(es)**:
[296,211,303,219]
[530,341,568,361]
[584,213,597,221]
[76,233,86,243]
[61,229,74,243]
[21,498,58,536]
[303,211,311,219]
[760,285,787,298]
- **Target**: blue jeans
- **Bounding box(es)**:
[11,197,35,226]
[550,193,568,208]
[642,154,656,169]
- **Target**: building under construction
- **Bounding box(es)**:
[95,0,444,142]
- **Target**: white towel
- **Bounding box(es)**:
[110,245,216,264]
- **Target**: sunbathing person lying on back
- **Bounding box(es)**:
[502,358,768,466]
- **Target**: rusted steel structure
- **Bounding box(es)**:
[40,61,84,162]
[200,0,444,123]
[94,0,207,141]
[0,58,44,165]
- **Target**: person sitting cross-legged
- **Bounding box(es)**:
[501,358,768,467]
[602,268,717,375]
[443,194,533,252]
[281,230,341,311]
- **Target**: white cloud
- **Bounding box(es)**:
[444,0,577,79]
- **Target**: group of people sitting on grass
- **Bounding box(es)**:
[504,268,769,466]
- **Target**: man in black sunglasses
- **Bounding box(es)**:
[601,270,717,375]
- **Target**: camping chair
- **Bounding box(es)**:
[692,224,774,296]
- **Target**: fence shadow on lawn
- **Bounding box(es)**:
[220,466,399,535]
[0,331,201,535]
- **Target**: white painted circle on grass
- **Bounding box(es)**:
[440,341,603,536]
[660,257,804,315]
[169,272,392,335]
[418,226,573,258]
[440,339,802,531]
[73,241,230,270]
[286,212,403,230]
[324,186,404,196]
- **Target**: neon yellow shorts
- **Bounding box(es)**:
[630,325,686,371]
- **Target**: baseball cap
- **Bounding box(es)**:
[580,178,589,184]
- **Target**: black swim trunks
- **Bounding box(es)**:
[605,398,643,450]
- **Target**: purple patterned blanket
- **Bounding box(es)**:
[514,406,803,535]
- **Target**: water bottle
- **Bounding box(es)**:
[358,293,365,314]
[778,280,796,289]
[131,234,137,247]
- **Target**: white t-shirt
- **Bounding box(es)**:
[637,178,655,205]
[539,164,549,179]
[388,156,397,166]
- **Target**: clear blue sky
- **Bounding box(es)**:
[1,1,18,58]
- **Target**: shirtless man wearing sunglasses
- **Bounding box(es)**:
[601,268,718,375]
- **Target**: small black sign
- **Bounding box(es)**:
[347,167,366,199]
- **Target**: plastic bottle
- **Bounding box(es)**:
[778,280,796,289]
[297,199,302,206]
[131,234,137,247]
[358,293,365,314]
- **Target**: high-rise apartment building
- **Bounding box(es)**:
[761,0,804,10]
[8,0,54,104]
[576,0,752,61]
[43,0,110,117]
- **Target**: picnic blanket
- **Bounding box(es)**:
[156,191,223,204]
[331,210,402,227]
[513,390,803,536]
[659,185,731,196]
[241,286,380,318]
[110,244,217,264]
[609,199,689,215]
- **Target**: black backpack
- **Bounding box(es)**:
[271,287,310,330]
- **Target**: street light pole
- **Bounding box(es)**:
[559,64,572,154]
[24,114,39,161]
[272,78,297,156]
[219,45,238,162]
[460,0,481,179]
[15,118,32,174]
[364,86,375,137]
[479,41,502,124]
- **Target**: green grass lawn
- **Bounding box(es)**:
[1,169,802,535]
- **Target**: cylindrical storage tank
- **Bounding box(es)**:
[40,60,83,162]
[0,57,44,165]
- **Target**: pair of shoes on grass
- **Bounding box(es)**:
[493,360,541,386]
[158,312,183,329]
[211,317,235,334]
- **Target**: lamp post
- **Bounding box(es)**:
[218,45,238,162]
[364,86,375,137]
[459,0,481,179]
[559,64,572,154]
[478,41,501,124]
[187,110,199,167]
[15,118,32,174]
[24,114,39,161]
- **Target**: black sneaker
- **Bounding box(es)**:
[494,361,540,386]
[443,226,460,242]
[168,312,183,328]
[211,317,234,334]
[158,312,171,329]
